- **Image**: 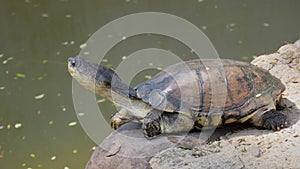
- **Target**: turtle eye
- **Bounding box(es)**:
[68,57,77,67]
[71,60,76,67]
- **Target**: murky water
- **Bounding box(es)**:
[0,0,299,168]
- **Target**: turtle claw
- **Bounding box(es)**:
[262,110,288,131]
[111,115,127,129]
[142,111,162,139]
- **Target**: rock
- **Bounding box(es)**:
[247,146,261,157]
[85,122,201,169]
[150,146,245,169]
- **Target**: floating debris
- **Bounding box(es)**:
[263,23,270,27]
[122,56,127,60]
[0,86,5,90]
[241,56,249,61]
[41,13,49,18]
[37,76,43,80]
[7,56,14,61]
[102,59,108,63]
[226,23,236,31]
[48,120,54,125]
[72,149,77,154]
[50,156,56,161]
[80,43,87,49]
[201,26,207,30]
[34,93,45,100]
[65,14,72,18]
[97,99,106,103]
[0,54,3,58]
[122,36,127,40]
[15,73,26,78]
[77,113,85,116]
[21,163,26,167]
[62,41,69,45]
[61,105,67,112]
[145,75,152,79]
[64,166,69,169]
[30,153,36,158]
[148,63,154,66]
[14,123,22,129]
[68,121,77,127]
[7,124,11,129]
[70,41,75,45]
[57,93,61,96]
[0,125,4,129]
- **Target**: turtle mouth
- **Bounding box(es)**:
[67,57,77,76]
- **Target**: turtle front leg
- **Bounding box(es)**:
[250,109,288,131]
[111,108,141,129]
[143,110,194,139]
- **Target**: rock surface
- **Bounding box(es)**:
[150,40,300,169]
[86,40,300,169]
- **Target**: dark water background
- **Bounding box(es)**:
[0,0,299,168]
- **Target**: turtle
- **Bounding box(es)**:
[68,57,288,138]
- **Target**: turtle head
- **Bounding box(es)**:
[68,57,137,99]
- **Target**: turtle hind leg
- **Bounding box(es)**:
[143,110,194,139]
[250,109,288,131]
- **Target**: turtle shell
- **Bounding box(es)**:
[135,59,285,123]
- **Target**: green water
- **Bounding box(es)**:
[0,0,299,168]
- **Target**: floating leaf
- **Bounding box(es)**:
[72,149,77,154]
[48,120,54,125]
[77,113,85,116]
[21,163,26,167]
[80,43,87,49]
[50,156,56,160]
[145,75,152,79]
[65,14,72,18]
[42,59,48,64]
[7,56,14,61]
[16,73,25,78]
[14,123,22,129]
[241,56,249,61]
[37,76,43,80]
[30,153,36,158]
[34,93,45,100]
[97,99,106,103]
[68,121,77,127]
[263,23,270,27]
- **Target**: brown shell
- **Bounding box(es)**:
[135,59,285,121]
